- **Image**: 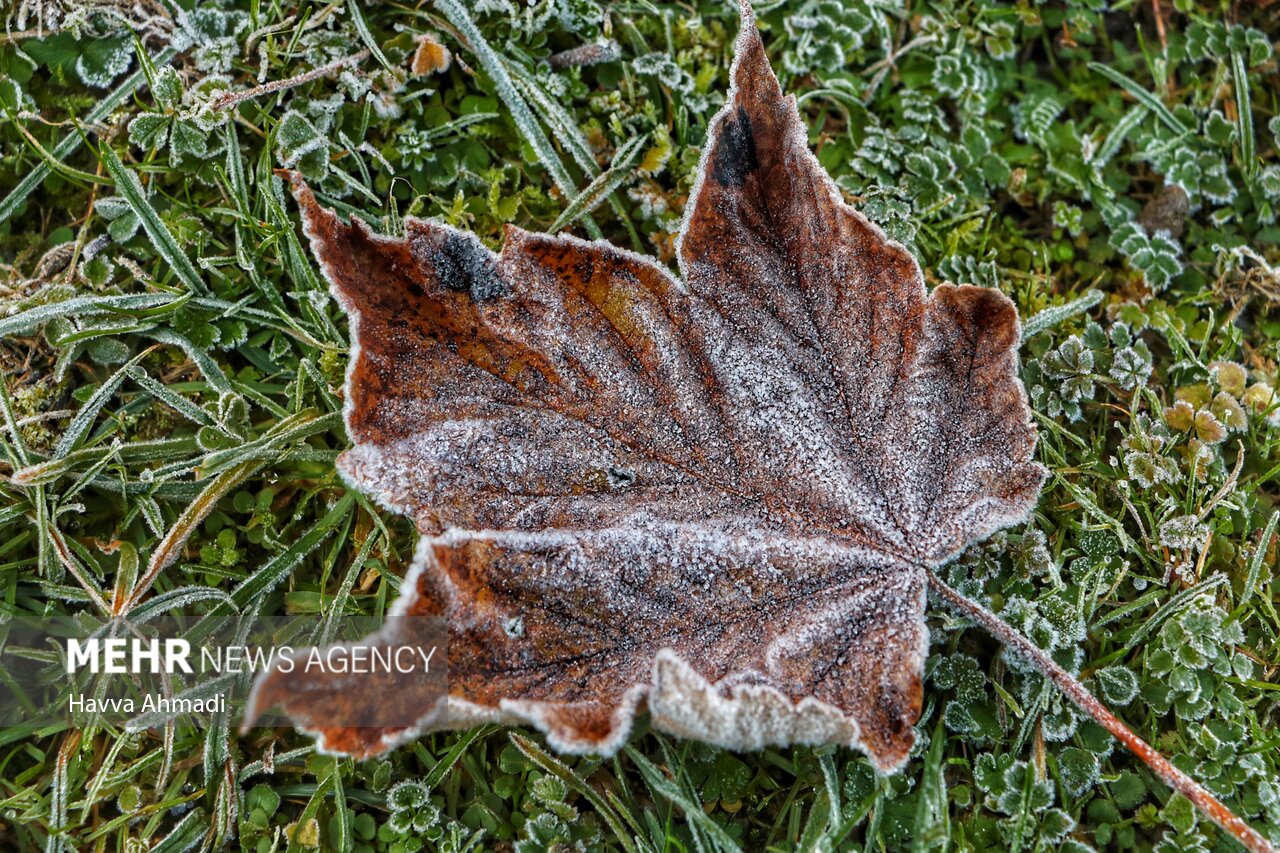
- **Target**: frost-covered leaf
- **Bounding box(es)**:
[982,21,1016,61]
[79,254,115,288]
[386,779,428,812]
[934,52,994,103]
[1059,746,1101,797]
[781,0,876,75]
[169,119,212,164]
[1111,220,1183,290]
[1260,165,1280,202]
[275,110,330,179]
[1095,665,1139,705]
[1040,806,1077,841]
[0,77,33,113]
[152,66,183,111]
[1160,515,1209,551]
[247,6,1045,772]
[1053,201,1084,236]
[74,36,134,89]
[128,113,171,150]
[994,760,1054,814]
[94,195,141,243]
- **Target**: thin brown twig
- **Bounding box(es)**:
[0,27,52,44]
[210,48,371,112]
[1198,441,1245,520]
[1151,0,1168,52]
[928,569,1277,853]
[1193,529,1213,582]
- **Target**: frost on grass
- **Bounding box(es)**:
[247,6,1045,773]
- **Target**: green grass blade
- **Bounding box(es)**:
[508,63,642,249]
[53,349,152,459]
[1235,510,1279,616]
[511,734,640,853]
[125,366,218,428]
[139,328,234,395]
[1021,289,1103,340]
[349,0,393,71]
[1123,573,1228,649]
[97,144,211,297]
[188,492,357,643]
[433,0,602,240]
[126,457,264,613]
[0,294,182,339]
[911,718,950,853]
[624,745,742,853]
[1229,46,1256,179]
[1087,62,1188,135]
[549,134,648,234]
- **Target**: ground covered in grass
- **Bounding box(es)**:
[2,0,1280,851]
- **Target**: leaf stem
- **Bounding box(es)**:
[209,49,370,112]
[925,570,1276,853]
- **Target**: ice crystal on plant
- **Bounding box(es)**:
[1094,665,1139,705]
[632,52,694,94]
[932,52,993,105]
[1039,334,1095,421]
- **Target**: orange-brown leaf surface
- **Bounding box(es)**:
[246,5,1046,772]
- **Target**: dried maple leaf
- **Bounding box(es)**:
[245,8,1274,851]
[248,8,1043,770]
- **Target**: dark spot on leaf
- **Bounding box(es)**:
[606,466,637,490]
[712,106,759,188]
[434,232,507,301]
